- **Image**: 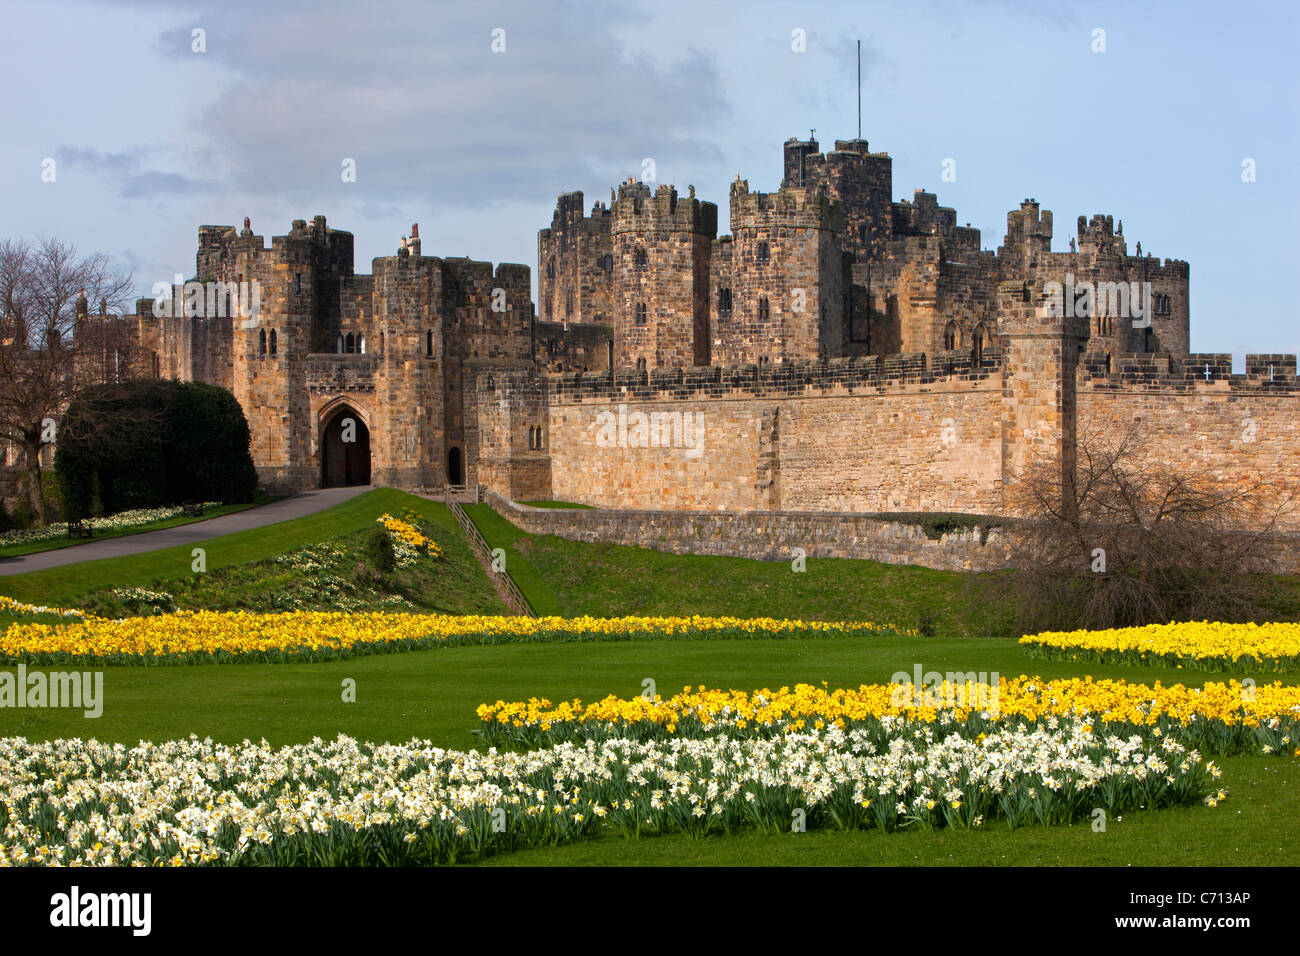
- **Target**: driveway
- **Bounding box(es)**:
[0,486,373,576]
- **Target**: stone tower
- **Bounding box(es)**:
[611,181,717,370]
[722,178,847,365]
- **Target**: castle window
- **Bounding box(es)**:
[295,273,302,294]
[546,259,555,279]
[565,293,573,317]
[357,335,365,354]
[757,242,770,264]
[259,329,267,355]
[636,357,647,372]
[758,297,770,321]
[635,303,647,326]
[1154,293,1171,316]
[943,321,961,351]
[337,335,344,353]
[269,329,278,355]
[972,323,988,363]
[345,333,356,354]
[718,287,732,316]
[634,248,648,269]
[426,330,434,358]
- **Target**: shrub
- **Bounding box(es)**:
[56,380,257,519]
[364,527,396,575]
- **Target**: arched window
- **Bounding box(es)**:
[635,303,647,326]
[259,329,267,354]
[357,335,365,354]
[758,297,770,321]
[426,330,434,358]
[634,248,648,268]
[636,357,647,372]
[971,323,987,363]
[943,321,961,351]
[565,293,573,317]
[546,259,555,279]
[269,329,278,355]
[337,335,344,354]
[718,288,732,316]
[757,242,770,263]
[345,333,355,354]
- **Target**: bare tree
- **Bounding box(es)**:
[1002,423,1298,631]
[0,237,136,524]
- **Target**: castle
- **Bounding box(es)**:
[93,132,1297,530]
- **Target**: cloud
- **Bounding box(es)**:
[138,0,730,210]
[58,147,207,198]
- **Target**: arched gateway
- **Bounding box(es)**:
[320,404,371,487]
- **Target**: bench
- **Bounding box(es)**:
[67,518,93,539]
[181,500,205,516]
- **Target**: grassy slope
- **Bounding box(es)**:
[0,489,504,612]
[464,502,1011,635]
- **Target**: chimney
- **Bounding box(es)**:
[409,223,421,256]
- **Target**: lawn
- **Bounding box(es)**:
[2,487,1297,867]
[4,633,1296,866]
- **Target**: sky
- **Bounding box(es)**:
[2,0,1297,361]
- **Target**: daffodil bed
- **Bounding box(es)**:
[0,612,913,666]
[0,715,1225,866]
[1019,622,1300,673]
[476,677,1300,757]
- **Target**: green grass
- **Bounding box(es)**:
[464,504,1011,635]
[478,756,1299,866]
[4,634,1296,866]
[72,507,504,618]
[463,504,563,616]
[0,489,503,611]
[0,498,275,559]
[7,632,1296,745]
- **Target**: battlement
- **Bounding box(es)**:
[1080,351,1300,391]
[729,178,843,233]
[1076,213,1128,257]
[537,348,1001,404]
[612,181,718,236]
[539,190,612,240]
[1000,199,1053,257]
[892,190,961,238]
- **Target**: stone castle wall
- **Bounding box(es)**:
[529,351,1006,514]
[484,489,1016,571]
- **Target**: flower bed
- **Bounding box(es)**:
[0,719,1218,866]
[0,503,221,548]
[0,596,85,621]
[1019,622,1300,673]
[376,512,441,565]
[477,676,1300,757]
[0,612,915,666]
